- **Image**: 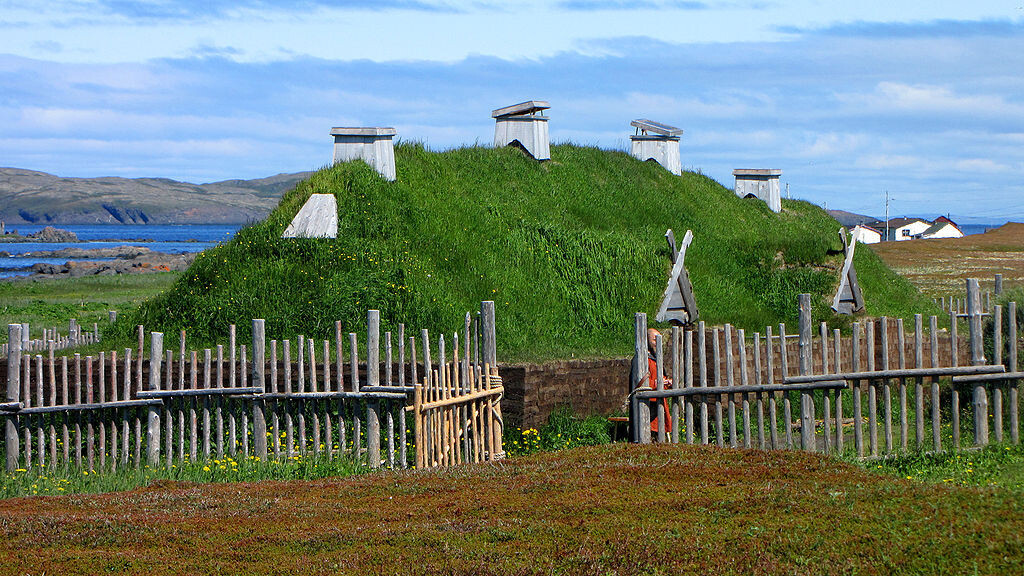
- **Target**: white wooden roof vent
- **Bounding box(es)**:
[630,119,683,175]
[330,127,397,181]
[492,101,550,160]
[733,169,782,213]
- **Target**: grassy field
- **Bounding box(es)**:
[109,143,929,360]
[0,273,180,345]
[0,443,1021,575]
[872,222,1024,297]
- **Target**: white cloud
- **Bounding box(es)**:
[837,81,1024,118]
[952,158,1011,173]
[855,154,925,170]
[797,132,869,158]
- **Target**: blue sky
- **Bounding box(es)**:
[2,1,1023,221]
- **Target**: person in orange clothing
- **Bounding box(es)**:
[642,328,673,437]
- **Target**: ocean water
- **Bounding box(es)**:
[959,224,998,236]
[0,224,240,279]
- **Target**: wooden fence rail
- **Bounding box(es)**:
[2,303,500,473]
[631,278,1022,458]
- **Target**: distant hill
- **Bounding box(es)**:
[827,209,880,228]
[0,168,312,225]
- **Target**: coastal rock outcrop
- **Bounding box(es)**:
[30,251,196,277]
[28,226,78,242]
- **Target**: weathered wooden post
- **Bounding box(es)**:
[632,313,651,444]
[655,333,666,443]
[413,382,424,469]
[366,310,381,469]
[147,332,163,465]
[798,294,815,451]
[6,324,22,471]
[995,273,1004,296]
[420,328,431,464]
[967,278,989,446]
[1010,301,1020,445]
[252,319,267,461]
[481,301,503,458]
[930,315,942,451]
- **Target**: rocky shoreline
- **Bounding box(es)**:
[0,225,79,243]
[1,246,196,279]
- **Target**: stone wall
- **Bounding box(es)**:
[499,358,631,430]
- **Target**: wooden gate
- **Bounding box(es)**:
[413,302,504,468]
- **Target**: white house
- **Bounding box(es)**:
[917,216,964,240]
[886,218,931,241]
[852,225,882,244]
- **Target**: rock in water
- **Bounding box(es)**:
[27,226,78,242]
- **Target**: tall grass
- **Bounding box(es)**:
[114,143,928,360]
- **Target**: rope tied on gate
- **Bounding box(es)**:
[488,372,505,458]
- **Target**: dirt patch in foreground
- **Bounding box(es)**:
[0,444,1021,575]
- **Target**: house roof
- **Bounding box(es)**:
[920,221,963,237]
[886,217,930,229]
[935,215,958,226]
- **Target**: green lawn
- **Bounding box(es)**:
[0,274,179,344]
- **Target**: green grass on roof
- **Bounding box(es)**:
[120,143,931,361]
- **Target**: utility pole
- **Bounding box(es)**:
[885,190,890,241]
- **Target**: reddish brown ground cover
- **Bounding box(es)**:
[0,444,1021,575]
[872,222,1024,297]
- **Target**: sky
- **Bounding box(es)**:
[2,1,1023,221]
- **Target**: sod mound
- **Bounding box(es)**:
[0,444,1020,575]
[122,143,929,360]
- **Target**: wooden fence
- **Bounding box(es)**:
[631,278,1022,457]
[0,315,111,357]
[1,303,502,473]
[933,272,1006,317]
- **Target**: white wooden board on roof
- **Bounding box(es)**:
[491,101,550,118]
[631,119,683,137]
[330,127,397,137]
[282,193,338,239]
